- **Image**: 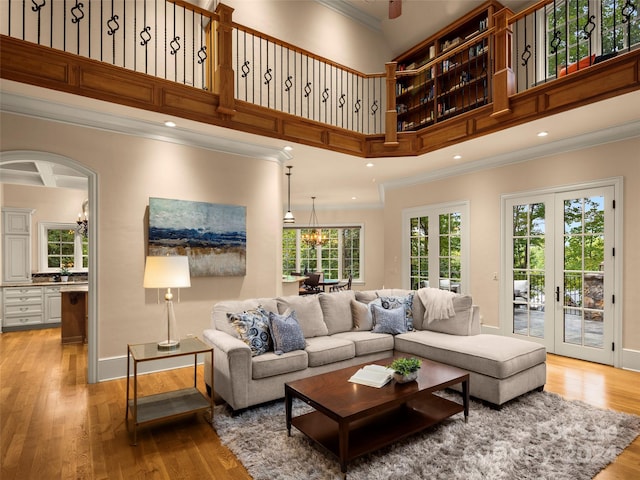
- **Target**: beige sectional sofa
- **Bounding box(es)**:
[202,288,546,411]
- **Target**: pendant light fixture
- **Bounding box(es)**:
[283,165,295,224]
[302,196,328,247]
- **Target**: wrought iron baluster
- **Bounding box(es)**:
[71,1,84,56]
[31,0,46,44]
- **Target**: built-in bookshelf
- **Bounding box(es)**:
[394,1,502,132]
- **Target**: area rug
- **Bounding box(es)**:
[212,391,640,480]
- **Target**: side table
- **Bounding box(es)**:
[125,336,214,445]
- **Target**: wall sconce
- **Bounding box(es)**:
[76,199,88,238]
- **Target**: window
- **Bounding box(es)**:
[39,222,88,272]
[283,226,362,281]
[403,202,469,292]
[545,0,639,76]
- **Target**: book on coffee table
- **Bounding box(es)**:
[348,364,395,388]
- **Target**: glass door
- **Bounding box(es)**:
[504,185,616,365]
[553,188,614,364]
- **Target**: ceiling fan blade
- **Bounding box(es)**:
[389,0,402,19]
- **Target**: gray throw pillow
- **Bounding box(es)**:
[268,310,306,355]
[371,304,408,335]
[227,307,272,356]
[377,293,415,331]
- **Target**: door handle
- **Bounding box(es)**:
[556,286,560,302]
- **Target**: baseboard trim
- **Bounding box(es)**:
[622,348,640,372]
[98,352,205,382]
[480,324,501,334]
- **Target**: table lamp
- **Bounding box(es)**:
[143,255,191,350]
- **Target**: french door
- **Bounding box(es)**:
[504,183,617,365]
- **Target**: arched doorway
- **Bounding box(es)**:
[0,151,98,383]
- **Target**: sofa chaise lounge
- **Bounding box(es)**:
[203,288,546,411]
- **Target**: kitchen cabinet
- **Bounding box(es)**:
[2,208,34,283]
[2,286,43,328]
[44,286,62,324]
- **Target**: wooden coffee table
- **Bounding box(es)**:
[285,356,469,478]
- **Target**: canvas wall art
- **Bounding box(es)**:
[148,197,246,276]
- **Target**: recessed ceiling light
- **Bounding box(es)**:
[453,154,462,160]
[164,121,176,127]
[284,145,293,151]
[366,162,374,167]
[537,131,548,137]
[351,196,357,200]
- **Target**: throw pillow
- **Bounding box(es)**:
[378,293,415,331]
[371,304,408,335]
[268,310,306,355]
[350,299,373,331]
[227,307,272,356]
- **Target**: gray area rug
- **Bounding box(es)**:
[213,391,640,480]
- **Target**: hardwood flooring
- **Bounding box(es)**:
[1,328,639,479]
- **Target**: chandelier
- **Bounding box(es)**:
[301,197,328,247]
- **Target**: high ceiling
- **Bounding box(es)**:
[2,0,640,212]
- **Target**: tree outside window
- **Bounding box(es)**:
[283,227,362,281]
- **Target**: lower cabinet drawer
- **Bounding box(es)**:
[5,303,43,315]
[4,314,43,327]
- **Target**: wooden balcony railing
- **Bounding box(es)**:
[1,0,638,158]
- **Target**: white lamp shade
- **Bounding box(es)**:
[143,256,191,289]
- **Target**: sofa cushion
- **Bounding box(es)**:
[371,304,408,334]
[304,336,355,367]
[351,299,373,331]
[423,294,475,335]
[333,331,395,356]
[355,289,412,304]
[268,310,307,354]
[227,307,272,356]
[276,295,328,338]
[251,350,308,379]
[394,331,546,379]
[318,290,356,334]
[378,292,415,330]
[212,298,279,338]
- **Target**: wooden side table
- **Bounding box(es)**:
[125,337,214,445]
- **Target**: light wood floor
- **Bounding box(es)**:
[1,328,639,479]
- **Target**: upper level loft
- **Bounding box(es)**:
[1,0,639,158]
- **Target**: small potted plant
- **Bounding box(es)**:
[59,264,72,282]
[388,357,422,383]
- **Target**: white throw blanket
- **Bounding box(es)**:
[417,287,456,324]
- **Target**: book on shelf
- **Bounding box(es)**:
[348,364,395,388]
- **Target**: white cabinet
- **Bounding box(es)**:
[2,286,43,328]
[44,286,62,323]
[2,208,34,283]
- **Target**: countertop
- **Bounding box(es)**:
[1,281,89,288]
[60,284,89,293]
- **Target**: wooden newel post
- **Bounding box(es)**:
[214,3,236,117]
[384,62,399,146]
[491,7,515,119]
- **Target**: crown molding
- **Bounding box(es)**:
[382,120,640,192]
[0,91,293,164]
[314,0,382,32]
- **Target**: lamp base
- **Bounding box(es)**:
[157,339,180,351]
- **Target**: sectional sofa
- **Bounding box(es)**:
[202,288,546,411]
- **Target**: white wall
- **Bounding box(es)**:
[383,137,640,353]
[223,0,392,73]
[0,111,387,375]
[2,184,88,273]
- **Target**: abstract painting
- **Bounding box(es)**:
[148,197,246,276]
